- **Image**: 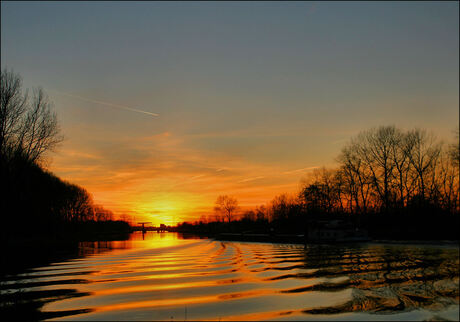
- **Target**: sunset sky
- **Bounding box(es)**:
[2,2,458,225]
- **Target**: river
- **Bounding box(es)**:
[1,232,459,321]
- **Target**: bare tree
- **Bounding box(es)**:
[338,144,372,213]
[405,129,442,203]
[301,167,342,214]
[242,210,256,221]
[62,184,94,222]
[389,127,413,208]
[0,69,27,156]
[433,130,459,213]
[0,69,62,164]
[94,205,114,222]
[435,150,459,212]
[255,205,267,221]
[448,127,459,168]
[337,126,448,212]
[214,195,239,222]
[119,214,133,224]
[212,212,223,223]
[18,88,62,163]
[355,126,399,211]
[269,194,302,221]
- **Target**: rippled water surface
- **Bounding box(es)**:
[1,232,459,321]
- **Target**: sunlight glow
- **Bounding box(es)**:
[133,195,189,226]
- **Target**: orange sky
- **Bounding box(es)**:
[3,2,458,225]
[50,128,327,225]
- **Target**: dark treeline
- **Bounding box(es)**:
[1,69,130,272]
[179,126,459,240]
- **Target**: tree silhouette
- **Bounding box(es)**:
[214,195,238,222]
[1,69,63,164]
[1,70,127,249]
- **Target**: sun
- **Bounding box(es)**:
[133,195,188,226]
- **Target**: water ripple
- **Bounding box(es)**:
[1,233,458,321]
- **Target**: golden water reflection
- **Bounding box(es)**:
[1,232,458,321]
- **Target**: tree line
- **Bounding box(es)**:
[1,69,130,243]
[180,126,459,239]
[303,126,459,215]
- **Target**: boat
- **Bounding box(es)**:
[306,219,370,243]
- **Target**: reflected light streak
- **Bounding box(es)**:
[94,289,275,313]
[94,279,233,296]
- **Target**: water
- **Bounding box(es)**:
[1,232,459,321]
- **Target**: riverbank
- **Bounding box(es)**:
[177,212,460,246]
[206,232,459,247]
[370,239,459,247]
[215,232,307,244]
[0,222,132,276]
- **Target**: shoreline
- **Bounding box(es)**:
[184,232,459,247]
[368,239,460,247]
[1,229,131,276]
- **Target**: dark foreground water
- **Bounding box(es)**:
[1,232,459,321]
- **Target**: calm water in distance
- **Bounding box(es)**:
[1,232,459,321]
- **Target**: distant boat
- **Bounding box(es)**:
[306,219,370,243]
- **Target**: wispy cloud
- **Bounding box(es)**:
[52,127,317,222]
[332,138,348,145]
[282,166,319,175]
[238,176,265,183]
[52,89,159,117]
[190,174,206,180]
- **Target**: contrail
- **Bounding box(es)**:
[51,89,159,117]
